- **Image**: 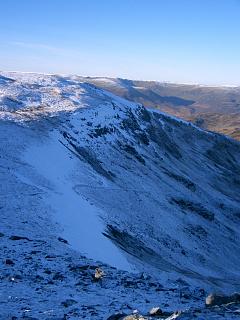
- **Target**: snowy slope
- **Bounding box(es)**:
[78,76,240,140]
[0,71,240,319]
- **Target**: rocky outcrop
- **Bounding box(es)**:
[206,293,240,307]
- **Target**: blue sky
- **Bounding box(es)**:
[1,0,240,84]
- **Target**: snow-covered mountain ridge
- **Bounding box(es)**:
[0,72,240,319]
[76,76,240,140]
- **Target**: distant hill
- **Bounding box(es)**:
[83,77,240,140]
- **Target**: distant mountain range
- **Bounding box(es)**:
[82,77,240,140]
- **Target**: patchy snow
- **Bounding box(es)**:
[23,130,134,272]
[88,77,116,84]
[0,71,240,319]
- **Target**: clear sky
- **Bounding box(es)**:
[1,0,240,85]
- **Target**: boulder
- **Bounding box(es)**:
[122,316,147,320]
[93,267,105,281]
[9,235,31,241]
[5,259,14,265]
[58,237,69,244]
[149,307,163,316]
[165,311,182,320]
[206,293,240,307]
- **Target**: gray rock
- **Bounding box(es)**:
[58,237,69,244]
[206,293,240,307]
[149,307,163,316]
[61,299,78,308]
[165,311,182,320]
[93,267,105,281]
[5,258,14,265]
[9,235,31,241]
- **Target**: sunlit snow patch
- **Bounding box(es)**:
[22,130,133,272]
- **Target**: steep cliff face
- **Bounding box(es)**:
[54,93,240,290]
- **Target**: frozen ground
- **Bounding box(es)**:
[23,130,133,272]
[0,72,240,319]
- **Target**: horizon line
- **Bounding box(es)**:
[1,69,239,88]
